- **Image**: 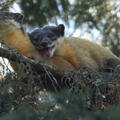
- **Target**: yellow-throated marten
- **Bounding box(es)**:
[30,25,120,72]
[0,12,42,74]
[29,24,65,58]
[0,12,41,59]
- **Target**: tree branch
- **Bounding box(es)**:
[0,47,67,91]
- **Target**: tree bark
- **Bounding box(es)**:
[0,47,68,91]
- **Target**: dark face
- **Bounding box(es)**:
[29,24,65,57]
[0,12,23,25]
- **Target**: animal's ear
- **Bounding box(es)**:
[57,24,65,36]
[0,12,24,25]
[13,13,24,25]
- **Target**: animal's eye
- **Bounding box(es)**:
[47,34,52,38]
[47,32,55,38]
[52,36,57,41]
[34,36,42,42]
[47,33,57,40]
[33,38,39,44]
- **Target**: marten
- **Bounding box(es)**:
[0,12,71,74]
[0,12,41,59]
[0,12,42,75]
[29,25,120,72]
[0,12,120,74]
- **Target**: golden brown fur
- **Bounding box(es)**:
[0,19,41,74]
[48,37,120,72]
[0,18,119,73]
[0,24,40,59]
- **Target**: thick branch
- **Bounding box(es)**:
[0,48,62,72]
[0,47,67,91]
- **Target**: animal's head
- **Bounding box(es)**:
[29,24,65,57]
[0,12,24,36]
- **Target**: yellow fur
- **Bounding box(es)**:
[0,19,119,73]
[0,19,41,74]
[0,20,41,59]
[50,37,120,72]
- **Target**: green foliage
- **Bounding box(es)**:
[20,0,61,26]
[1,87,120,120]
[0,104,39,120]
[0,69,120,120]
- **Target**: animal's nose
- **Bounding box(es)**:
[40,39,48,47]
[40,38,52,47]
[40,41,47,47]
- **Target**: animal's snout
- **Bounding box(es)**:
[40,38,52,47]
